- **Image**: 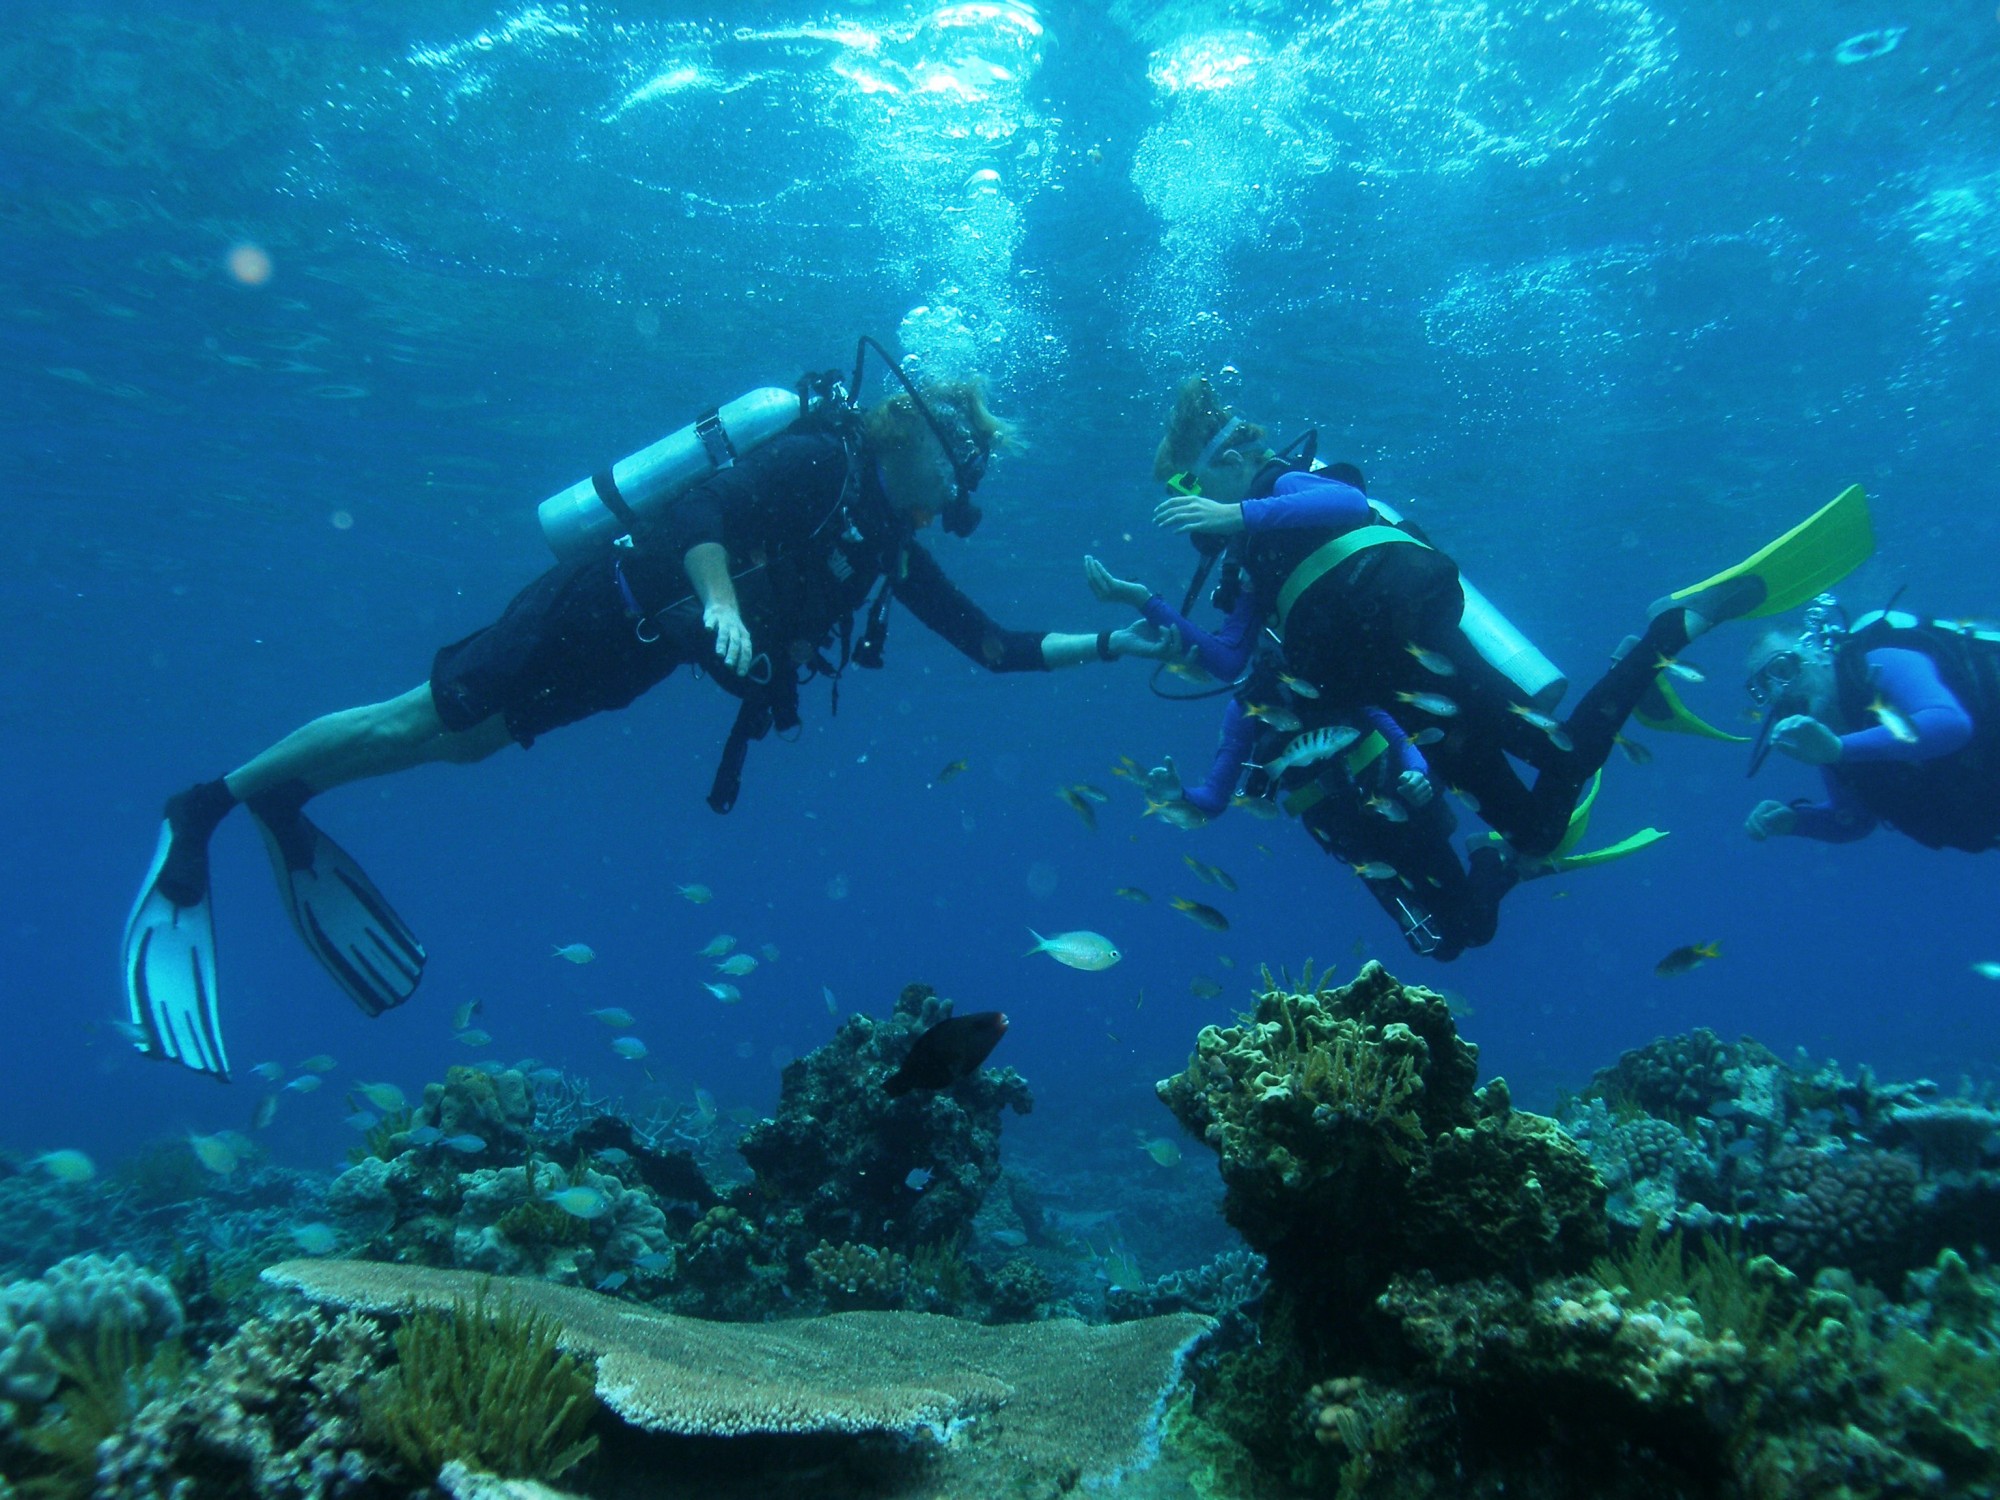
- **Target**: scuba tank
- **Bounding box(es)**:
[1369,498,1568,710]
[537,387,811,560]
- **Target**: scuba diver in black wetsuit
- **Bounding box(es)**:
[1744,598,2000,852]
[123,341,1176,1080]
[1123,375,1876,863]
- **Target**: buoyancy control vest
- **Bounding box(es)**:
[1833,612,2000,851]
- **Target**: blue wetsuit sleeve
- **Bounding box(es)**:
[1142,587,1260,680]
[1836,647,1975,763]
[1185,698,1255,818]
[1239,473,1372,533]
[1787,770,1878,843]
[1359,706,1428,778]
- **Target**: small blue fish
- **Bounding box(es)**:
[527,1067,565,1084]
[552,943,596,964]
[290,1223,339,1255]
[905,1167,934,1191]
[612,1036,649,1060]
[354,1081,406,1112]
[343,1110,378,1131]
[593,1147,632,1165]
[455,1029,493,1047]
[250,1061,284,1083]
[715,953,758,977]
[284,1075,323,1094]
[441,1134,487,1154]
[633,1251,674,1273]
[402,1125,444,1147]
[704,982,742,1004]
[545,1186,611,1219]
[697,934,736,958]
[595,1271,629,1292]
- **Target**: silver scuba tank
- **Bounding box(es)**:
[1368,497,1568,711]
[537,387,807,559]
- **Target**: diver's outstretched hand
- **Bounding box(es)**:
[704,601,754,676]
[1397,770,1435,808]
[1769,714,1842,765]
[1146,756,1186,803]
[1745,799,1798,841]
[1110,621,1181,661]
[1153,494,1246,535]
[1085,555,1152,609]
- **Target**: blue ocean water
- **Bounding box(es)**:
[2,0,1996,1265]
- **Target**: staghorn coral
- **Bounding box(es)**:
[360,1293,598,1485]
[737,983,1032,1261]
[264,1257,1212,1493]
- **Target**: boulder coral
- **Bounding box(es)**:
[738,982,1032,1260]
[1156,961,1604,1333]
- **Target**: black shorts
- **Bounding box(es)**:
[429,556,695,745]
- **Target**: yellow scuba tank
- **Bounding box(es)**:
[537,386,810,559]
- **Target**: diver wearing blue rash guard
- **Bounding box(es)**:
[1745,604,2000,850]
[1163,682,1520,961]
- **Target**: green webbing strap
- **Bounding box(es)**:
[1274,525,1429,635]
[1344,730,1389,777]
[1279,731,1389,818]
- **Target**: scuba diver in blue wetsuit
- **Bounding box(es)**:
[121,340,1176,1081]
[1744,597,2000,851]
[1080,376,1872,956]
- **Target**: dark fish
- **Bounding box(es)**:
[936,758,969,784]
[1655,941,1720,977]
[883,1012,1010,1097]
[1171,897,1230,932]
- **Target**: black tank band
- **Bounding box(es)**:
[590,470,642,533]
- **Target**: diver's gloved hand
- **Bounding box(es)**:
[704,601,754,676]
[1146,756,1185,802]
[1396,770,1434,808]
[1770,714,1842,765]
[1084,555,1152,609]
[1745,799,1799,841]
[1152,494,1246,536]
[1110,621,1181,661]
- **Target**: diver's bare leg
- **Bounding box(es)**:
[222,684,512,804]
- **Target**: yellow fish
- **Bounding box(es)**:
[1170,897,1230,932]
[935,758,969,784]
[1655,941,1720,977]
[1139,1137,1182,1168]
[1058,786,1099,830]
[1115,886,1152,903]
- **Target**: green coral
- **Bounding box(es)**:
[1592,1221,1801,1362]
[1157,962,1603,1321]
[492,1156,589,1253]
[6,1322,186,1499]
[360,1291,599,1484]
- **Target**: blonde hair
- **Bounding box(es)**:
[1152,375,1268,482]
[863,378,1021,462]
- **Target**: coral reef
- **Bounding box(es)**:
[1157,962,1603,1338]
[360,1293,598,1485]
[737,983,1033,1263]
[97,1304,390,1499]
[804,1241,909,1310]
[0,1252,183,1418]
[265,1256,1212,1497]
